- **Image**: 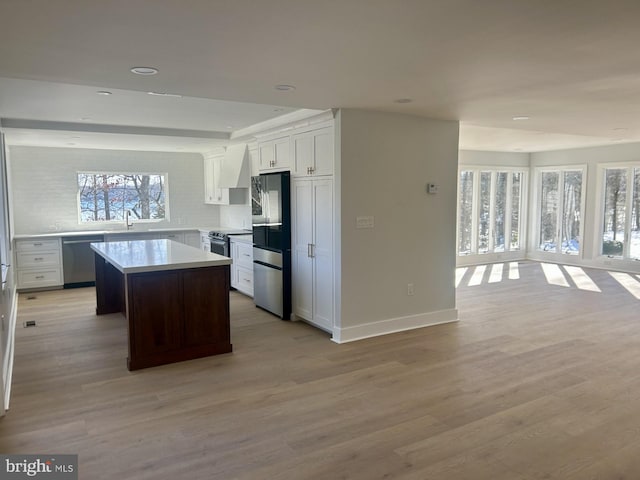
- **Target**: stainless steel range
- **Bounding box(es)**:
[208,229,252,256]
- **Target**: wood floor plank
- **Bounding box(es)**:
[1,261,640,479]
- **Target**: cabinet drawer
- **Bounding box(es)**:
[236,242,253,269]
[16,250,61,268]
[16,239,60,252]
[18,269,63,289]
[236,267,253,296]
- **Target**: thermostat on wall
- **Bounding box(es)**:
[426,183,439,194]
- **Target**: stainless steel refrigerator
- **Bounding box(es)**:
[251,171,291,319]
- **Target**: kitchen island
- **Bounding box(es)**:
[90,239,233,370]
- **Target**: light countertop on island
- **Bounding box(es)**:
[90,239,231,274]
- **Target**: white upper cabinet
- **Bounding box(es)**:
[258,135,291,172]
[292,127,334,177]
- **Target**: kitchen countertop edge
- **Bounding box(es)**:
[90,239,232,274]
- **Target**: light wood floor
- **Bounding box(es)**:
[2,261,640,479]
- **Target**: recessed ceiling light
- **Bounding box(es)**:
[514,148,523,151]
[67,143,76,146]
[512,116,530,121]
[226,126,233,129]
[80,117,91,121]
[275,84,296,91]
[394,98,412,104]
[96,91,112,96]
[130,66,159,76]
[147,91,182,98]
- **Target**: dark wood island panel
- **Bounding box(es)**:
[94,253,232,370]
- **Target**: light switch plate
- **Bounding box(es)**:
[356,216,375,229]
[427,183,439,194]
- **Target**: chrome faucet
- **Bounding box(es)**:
[125,210,133,230]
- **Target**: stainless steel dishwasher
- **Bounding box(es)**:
[62,235,104,288]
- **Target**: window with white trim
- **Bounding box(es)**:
[77,173,167,223]
[457,168,526,256]
[601,166,640,260]
[536,168,584,256]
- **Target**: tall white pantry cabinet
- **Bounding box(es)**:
[289,122,335,333]
[292,177,334,332]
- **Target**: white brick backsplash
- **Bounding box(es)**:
[9,146,220,234]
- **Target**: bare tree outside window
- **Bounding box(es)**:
[458,171,474,255]
[78,173,167,222]
[539,172,559,252]
[511,172,521,250]
[602,168,626,256]
[457,168,526,257]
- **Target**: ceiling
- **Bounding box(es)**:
[1,0,640,153]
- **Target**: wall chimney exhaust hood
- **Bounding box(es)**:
[218,143,249,188]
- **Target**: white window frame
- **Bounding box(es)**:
[594,161,640,268]
[456,165,528,266]
[76,171,170,225]
[529,165,587,262]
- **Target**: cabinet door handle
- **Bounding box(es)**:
[307,244,312,257]
[34,257,44,261]
[35,275,45,279]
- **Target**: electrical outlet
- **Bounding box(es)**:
[407,283,414,296]
[356,216,375,229]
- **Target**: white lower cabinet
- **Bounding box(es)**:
[15,238,63,290]
[230,238,253,297]
[292,177,333,332]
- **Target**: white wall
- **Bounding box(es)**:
[219,204,251,229]
[459,150,530,168]
[334,109,459,342]
[8,146,220,234]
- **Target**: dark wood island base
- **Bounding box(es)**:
[94,246,232,371]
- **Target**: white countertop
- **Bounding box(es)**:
[90,239,232,274]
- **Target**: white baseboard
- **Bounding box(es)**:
[331,308,458,344]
